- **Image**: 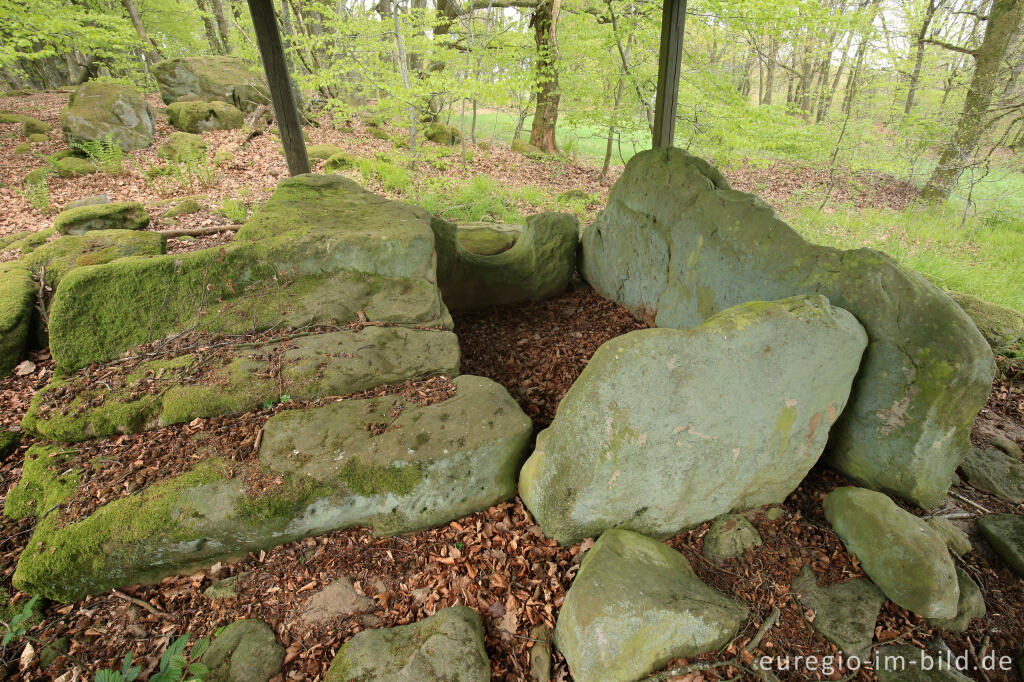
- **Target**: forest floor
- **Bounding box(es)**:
[0,90,1022,681]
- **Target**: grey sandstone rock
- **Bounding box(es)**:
[325,606,490,682]
[925,517,972,556]
[553,528,748,682]
[823,487,959,619]
[959,446,1024,503]
[581,147,994,509]
[792,564,884,659]
[928,567,985,632]
[60,82,155,151]
[519,295,866,545]
[202,619,284,682]
[977,513,1024,576]
[702,515,762,560]
[152,56,269,112]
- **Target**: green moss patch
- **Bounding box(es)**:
[53,202,149,236]
[4,445,80,520]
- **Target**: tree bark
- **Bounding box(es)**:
[529,0,561,153]
[121,0,163,58]
[197,0,225,54]
[211,0,234,53]
[904,0,938,116]
[923,0,1023,199]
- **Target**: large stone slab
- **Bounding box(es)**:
[60,82,155,151]
[792,564,884,659]
[430,212,578,310]
[553,528,748,682]
[928,567,985,632]
[581,148,994,508]
[519,295,866,545]
[47,175,447,370]
[22,326,460,442]
[325,606,490,682]
[152,56,269,112]
[823,487,959,619]
[10,376,531,601]
[977,513,1024,576]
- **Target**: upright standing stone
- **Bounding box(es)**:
[581,147,994,508]
[519,295,866,545]
[152,56,269,112]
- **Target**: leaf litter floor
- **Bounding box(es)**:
[0,286,1021,680]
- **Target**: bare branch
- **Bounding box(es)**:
[923,37,978,56]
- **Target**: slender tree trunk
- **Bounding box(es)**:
[210,0,233,53]
[904,0,938,115]
[529,0,561,153]
[197,0,224,54]
[121,0,163,58]
[923,0,1024,199]
[602,34,631,178]
[761,37,778,105]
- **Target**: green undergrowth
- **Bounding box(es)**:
[788,202,1024,312]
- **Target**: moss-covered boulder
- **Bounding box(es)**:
[581,148,994,509]
[791,564,884,659]
[511,138,545,157]
[158,131,209,162]
[425,122,461,145]
[163,197,203,217]
[959,446,1024,502]
[21,230,166,288]
[201,619,284,682]
[152,56,269,112]
[326,606,489,682]
[554,529,747,682]
[0,263,35,374]
[823,487,959,618]
[430,213,578,310]
[948,291,1024,349]
[53,202,149,236]
[323,151,358,172]
[307,143,343,161]
[52,156,96,177]
[59,82,155,151]
[10,375,530,601]
[519,296,867,545]
[21,117,50,136]
[977,513,1024,576]
[166,100,244,133]
[23,326,459,442]
[0,430,19,457]
[48,175,445,370]
[702,514,762,560]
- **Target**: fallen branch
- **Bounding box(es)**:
[111,589,168,618]
[158,226,238,237]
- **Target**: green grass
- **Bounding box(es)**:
[788,201,1024,311]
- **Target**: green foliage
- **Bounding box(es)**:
[1,595,41,646]
[217,198,249,224]
[96,634,212,682]
[20,168,52,212]
[144,148,219,195]
[72,134,125,174]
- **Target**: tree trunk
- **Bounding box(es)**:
[923,0,1024,199]
[528,0,561,153]
[761,38,777,105]
[197,0,224,54]
[904,0,938,116]
[211,0,233,53]
[121,0,163,58]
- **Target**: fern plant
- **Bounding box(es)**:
[71,134,124,174]
[20,170,52,212]
[96,634,211,682]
